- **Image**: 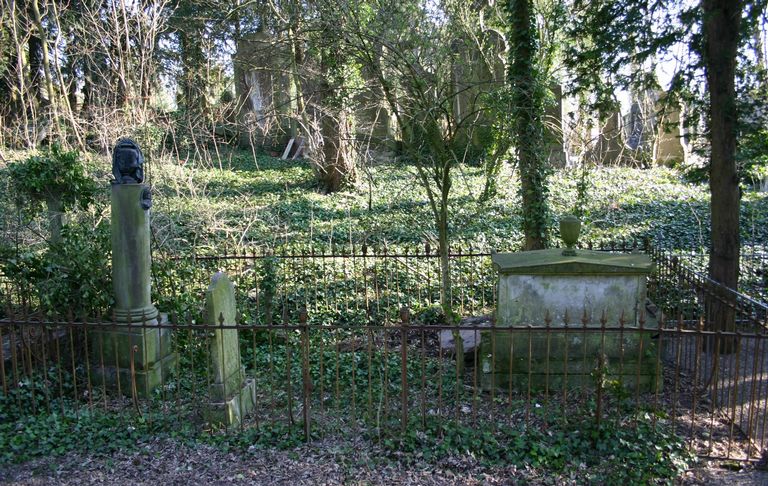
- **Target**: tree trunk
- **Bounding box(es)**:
[28,34,44,108]
[703,0,742,353]
[30,0,56,110]
[316,16,354,194]
[508,0,549,250]
[288,0,306,141]
[178,29,208,126]
[0,43,18,125]
[319,107,352,193]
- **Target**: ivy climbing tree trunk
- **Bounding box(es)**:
[703,0,743,352]
[315,8,355,194]
[177,16,209,132]
[507,0,550,250]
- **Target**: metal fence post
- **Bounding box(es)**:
[400,306,409,434]
[300,307,311,443]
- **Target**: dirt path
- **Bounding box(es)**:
[2,437,768,486]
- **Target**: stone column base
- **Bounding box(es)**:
[91,351,178,398]
[206,377,257,428]
[90,314,177,398]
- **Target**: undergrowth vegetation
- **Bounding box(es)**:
[3,147,766,256]
[0,148,761,482]
[3,147,766,318]
[0,371,694,485]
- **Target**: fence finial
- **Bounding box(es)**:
[400,306,410,324]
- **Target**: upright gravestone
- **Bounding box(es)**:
[92,139,176,397]
[205,272,256,427]
[654,98,685,166]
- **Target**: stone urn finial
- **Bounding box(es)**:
[560,215,581,256]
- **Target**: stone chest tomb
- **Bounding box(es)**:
[479,244,660,392]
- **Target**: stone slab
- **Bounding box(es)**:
[89,314,177,398]
[90,324,173,369]
[478,330,659,360]
[439,316,491,354]
[492,249,654,275]
[480,370,661,393]
[477,331,661,393]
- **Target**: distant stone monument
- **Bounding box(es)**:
[234,31,292,148]
[654,100,685,166]
[596,111,625,165]
[205,272,256,428]
[92,139,176,397]
[544,84,567,168]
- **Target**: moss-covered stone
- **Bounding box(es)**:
[487,249,658,393]
[93,184,177,398]
[90,324,173,369]
[204,272,256,427]
[205,378,257,428]
[492,249,654,275]
[480,370,661,393]
[111,184,155,315]
[90,349,177,398]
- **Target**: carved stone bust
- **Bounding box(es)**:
[112,138,144,184]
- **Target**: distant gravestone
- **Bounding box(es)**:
[205,272,256,427]
[544,84,567,168]
[654,101,685,166]
[597,111,624,165]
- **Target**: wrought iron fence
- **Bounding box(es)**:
[150,238,649,327]
[2,239,768,464]
[673,243,768,305]
[647,243,768,461]
[151,241,499,328]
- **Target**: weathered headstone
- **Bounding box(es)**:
[234,31,292,148]
[544,84,567,168]
[654,100,685,166]
[92,139,176,397]
[596,110,625,165]
[205,272,256,428]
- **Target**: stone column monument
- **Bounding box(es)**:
[92,139,176,397]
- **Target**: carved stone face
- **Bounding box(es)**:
[112,139,144,184]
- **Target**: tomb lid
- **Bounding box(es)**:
[492,249,653,275]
